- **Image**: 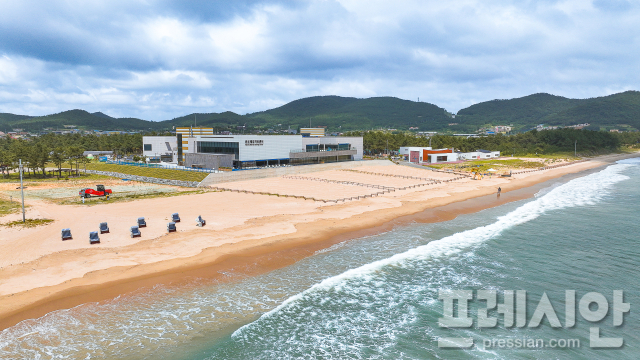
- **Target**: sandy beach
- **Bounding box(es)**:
[0,153,637,331]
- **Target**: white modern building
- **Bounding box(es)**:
[399,147,458,163]
[399,147,432,163]
[142,136,178,163]
[399,147,500,164]
[458,150,501,160]
[143,128,363,169]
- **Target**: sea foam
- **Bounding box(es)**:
[234,162,632,337]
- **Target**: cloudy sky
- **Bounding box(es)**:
[0,0,638,120]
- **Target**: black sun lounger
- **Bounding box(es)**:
[196,215,206,227]
[89,231,100,244]
[61,228,72,240]
[137,217,147,227]
[167,222,177,232]
[130,226,141,238]
[99,222,109,234]
[171,213,180,222]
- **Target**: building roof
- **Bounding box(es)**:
[83,151,113,156]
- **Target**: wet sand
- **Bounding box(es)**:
[0,153,637,331]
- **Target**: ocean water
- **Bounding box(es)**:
[1,158,639,359]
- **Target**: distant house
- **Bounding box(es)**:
[459,149,500,160]
[83,151,114,157]
[494,125,512,133]
[399,147,458,163]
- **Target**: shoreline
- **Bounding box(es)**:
[1,153,637,331]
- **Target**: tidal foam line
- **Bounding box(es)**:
[234,163,631,337]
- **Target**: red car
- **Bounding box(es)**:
[79,185,112,198]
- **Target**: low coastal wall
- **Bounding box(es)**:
[84,170,199,188]
[198,160,393,187]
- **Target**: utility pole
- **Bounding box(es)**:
[19,159,25,223]
[575,140,577,157]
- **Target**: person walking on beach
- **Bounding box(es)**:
[497,187,502,197]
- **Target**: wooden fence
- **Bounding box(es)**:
[511,159,588,175]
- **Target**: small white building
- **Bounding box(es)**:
[424,151,458,163]
[142,136,178,163]
[458,149,500,160]
[399,147,432,163]
[399,147,459,163]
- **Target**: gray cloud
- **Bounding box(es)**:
[0,0,638,120]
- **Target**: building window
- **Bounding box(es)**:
[305,143,350,152]
[197,141,239,159]
[144,144,152,151]
[436,155,448,162]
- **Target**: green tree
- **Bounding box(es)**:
[67,146,84,176]
[51,147,66,178]
[32,142,49,177]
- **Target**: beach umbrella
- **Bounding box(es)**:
[487,168,498,172]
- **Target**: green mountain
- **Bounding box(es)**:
[244,96,453,131]
[0,110,162,132]
[1,91,639,133]
[541,91,640,130]
[91,111,114,119]
[0,113,31,132]
[456,91,640,131]
[158,111,247,129]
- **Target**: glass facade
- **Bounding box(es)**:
[197,141,239,159]
[305,143,350,152]
[290,155,352,165]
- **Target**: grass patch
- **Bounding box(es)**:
[427,158,571,173]
[55,188,209,206]
[0,198,22,216]
[0,172,115,183]
[85,163,209,182]
[3,218,54,227]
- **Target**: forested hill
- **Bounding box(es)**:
[1,91,639,133]
[0,96,454,132]
[456,91,640,131]
[541,91,640,130]
[244,96,453,131]
[158,111,246,129]
[0,110,158,132]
